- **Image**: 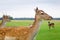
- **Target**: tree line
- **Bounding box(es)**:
[0,17,60,20]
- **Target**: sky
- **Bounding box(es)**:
[0,0,60,18]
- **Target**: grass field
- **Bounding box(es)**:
[1,20,60,40]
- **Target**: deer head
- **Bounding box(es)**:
[2,15,10,22]
[35,7,52,21]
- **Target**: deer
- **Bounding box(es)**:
[48,21,54,29]
[0,15,10,27]
[0,7,52,40]
[0,15,10,40]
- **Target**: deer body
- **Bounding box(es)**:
[0,7,52,40]
[48,21,54,29]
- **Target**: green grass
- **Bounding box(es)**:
[6,20,33,27]
[36,20,60,40]
[1,20,60,40]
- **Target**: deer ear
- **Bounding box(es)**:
[36,7,38,10]
[2,15,5,18]
[3,15,5,17]
[34,7,38,13]
[36,7,38,11]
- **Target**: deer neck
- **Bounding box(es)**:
[30,15,42,33]
[0,20,6,27]
[29,15,42,40]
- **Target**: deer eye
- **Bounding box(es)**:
[41,13,44,15]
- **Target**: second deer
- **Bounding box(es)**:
[0,15,10,27]
[48,21,54,29]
